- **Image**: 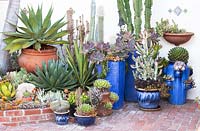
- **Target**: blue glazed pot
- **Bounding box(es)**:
[54,111,69,125]
[106,60,125,109]
[96,64,103,76]
[137,88,160,109]
[125,53,137,102]
[74,113,96,126]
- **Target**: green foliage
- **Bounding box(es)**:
[80,93,90,104]
[104,102,113,109]
[50,100,70,112]
[23,90,32,97]
[65,42,97,90]
[3,5,68,53]
[76,103,96,116]
[93,79,111,89]
[109,92,119,102]
[156,18,186,37]
[67,91,76,105]
[168,47,189,63]
[30,60,76,92]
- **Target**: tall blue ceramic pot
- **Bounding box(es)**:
[125,52,137,102]
[106,60,125,109]
[136,88,160,109]
[96,64,103,76]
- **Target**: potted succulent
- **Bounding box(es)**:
[50,100,70,125]
[3,5,68,72]
[74,103,97,126]
[156,18,194,46]
[164,47,195,105]
[132,30,163,110]
[22,90,32,102]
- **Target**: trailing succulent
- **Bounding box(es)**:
[156,18,186,37]
[168,47,189,63]
[30,60,76,92]
[3,5,68,53]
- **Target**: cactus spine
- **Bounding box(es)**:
[144,0,153,30]
[133,0,143,39]
[117,0,134,33]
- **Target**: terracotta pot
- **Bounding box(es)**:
[97,103,112,116]
[101,92,110,103]
[163,32,194,46]
[22,97,32,102]
[18,45,58,72]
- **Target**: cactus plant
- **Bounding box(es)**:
[144,0,153,30]
[168,47,189,63]
[133,0,143,39]
[50,100,70,113]
[30,60,77,92]
[67,91,76,105]
[76,104,96,116]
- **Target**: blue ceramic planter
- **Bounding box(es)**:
[125,53,137,102]
[54,111,69,125]
[106,60,125,110]
[164,62,193,105]
[74,113,96,126]
[96,64,103,76]
[137,89,160,109]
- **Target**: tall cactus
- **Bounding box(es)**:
[133,0,143,39]
[88,0,96,41]
[144,0,153,30]
[117,0,134,33]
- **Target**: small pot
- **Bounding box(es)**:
[22,97,32,102]
[74,113,96,126]
[101,92,110,103]
[163,32,194,46]
[54,111,69,125]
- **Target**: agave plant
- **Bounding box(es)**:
[3,5,68,53]
[30,60,76,92]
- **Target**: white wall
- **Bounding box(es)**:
[0,0,199,99]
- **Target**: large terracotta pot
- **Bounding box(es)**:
[163,32,194,46]
[18,46,58,73]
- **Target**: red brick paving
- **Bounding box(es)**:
[1,100,200,131]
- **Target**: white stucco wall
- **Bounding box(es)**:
[0,0,199,99]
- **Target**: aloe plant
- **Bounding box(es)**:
[3,5,68,53]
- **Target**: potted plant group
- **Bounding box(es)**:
[50,100,70,125]
[132,30,163,110]
[3,5,68,72]
[74,103,97,126]
[156,18,194,46]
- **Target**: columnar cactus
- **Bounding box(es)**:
[133,0,143,39]
[144,0,153,30]
[88,0,96,41]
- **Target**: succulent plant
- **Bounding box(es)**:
[93,79,111,90]
[0,81,16,101]
[76,104,96,116]
[23,90,32,98]
[50,100,70,113]
[88,87,101,107]
[80,93,90,104]
[18,101,44,109]
[67,91,76,105]
[168,47,189,63]
[156,18,186,37]
[109,92,119,102]
[104,102,113,110]
[30,60,76,92]
[3,5,68,53]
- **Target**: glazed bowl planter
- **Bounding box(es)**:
[54,111,69,125]
[136,88,160,110]
[74,113,96,126]
[106,60,125,109]
[163,32,194,46]
[18,45,58,73]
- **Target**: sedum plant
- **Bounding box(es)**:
[3,5,68,53]
[30,60,76,92]
[109,92,119,102]
[104,102,113,110]
[168,47,189,63]
[156,18,186,37]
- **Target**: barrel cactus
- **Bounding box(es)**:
[168,47,189,63]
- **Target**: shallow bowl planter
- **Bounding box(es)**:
[163,32,194,46]
[136,88,160,110]
[54,111,69,125]
[74,113,96,126]
[18,45,58,73]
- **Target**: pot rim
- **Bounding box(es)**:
[54,110,70,114]
[22,45,57,54]
[74,112,97,117]
[136,87,160,92]
[164,32,194,36]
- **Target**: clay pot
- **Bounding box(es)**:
[97,104,112,116]
[101,92,110,103]
[163,32,194,46]
[18,45,58,73]
[22,97,32,102]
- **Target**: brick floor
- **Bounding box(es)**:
[1,100,200,131]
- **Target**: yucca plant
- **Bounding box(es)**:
[3,5,68,53]
[30,60,77,92]
[66,42,97,90]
